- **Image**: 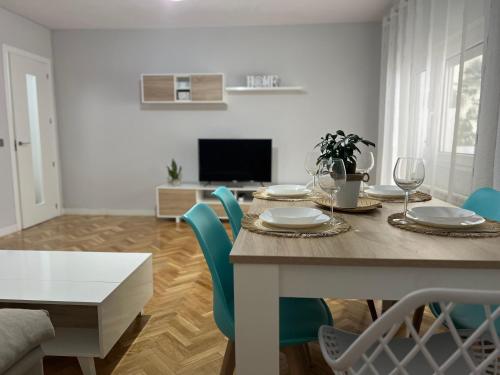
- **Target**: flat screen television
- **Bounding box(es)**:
[198,139,272,182]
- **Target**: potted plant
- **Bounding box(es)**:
[316,130,375,208]
[167,159,182,186]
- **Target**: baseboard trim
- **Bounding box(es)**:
[0,224,19,237]
[63,208,155,217]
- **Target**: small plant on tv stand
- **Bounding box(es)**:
[167,159,182,185]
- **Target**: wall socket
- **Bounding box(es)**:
[0,139,4,147]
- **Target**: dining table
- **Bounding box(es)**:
[230,195,500,375]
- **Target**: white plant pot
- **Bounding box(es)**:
[336,173,369,208]
[169,178,182,186]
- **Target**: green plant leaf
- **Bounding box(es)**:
[361,140,376,147]
[317,130,375,167]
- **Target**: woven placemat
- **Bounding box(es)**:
[387,213,500,238]
[367,191,432,203]
[253,190,322,202]
[313,196,382,213]
[241,214,351,238]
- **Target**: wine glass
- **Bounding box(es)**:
[304,150,322,191]
[356,151,375,195]
[393,157,425,223]
[318,159,347,223]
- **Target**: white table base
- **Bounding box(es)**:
[78,357,97,375]
[0,250,153,375]
[234,263,500,375]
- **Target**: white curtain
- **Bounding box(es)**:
[377,0,499,204]
[473,0,500,190]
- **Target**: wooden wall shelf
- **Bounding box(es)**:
[225,86,305,93]
[141,73,225,104]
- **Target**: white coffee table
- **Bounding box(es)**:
[0,250,153,375]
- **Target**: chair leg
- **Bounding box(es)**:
[301,343,313,368]
[412,305,425,334]
[367,299,378,321]
[220,340,235,375]
[381,300,397,314]
[283,346,308,375]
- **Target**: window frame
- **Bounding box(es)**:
[438,43,483,157]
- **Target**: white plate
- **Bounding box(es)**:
[366,185,414,198]
[260,213,330,229]
[260,208,329,228]
[262,207,323,224]
[409,206,475,223]
[407,211,485,229]
[266,185,311,197]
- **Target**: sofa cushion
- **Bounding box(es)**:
[4,347,44,375]
[0,309,55,373]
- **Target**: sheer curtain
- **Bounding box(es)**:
[474,0,500,190]
[377,0,500,204]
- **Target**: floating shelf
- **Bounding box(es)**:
[143,100,227,105]
[225,86,305,93]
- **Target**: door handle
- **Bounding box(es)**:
[18,141,31,146]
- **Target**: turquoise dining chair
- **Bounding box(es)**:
[462,187,500,221]
[429,187,500,330]
[212,186,244,241]
[183,203,333,374]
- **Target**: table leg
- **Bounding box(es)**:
[77,357,96,375]
[234,263,279,375]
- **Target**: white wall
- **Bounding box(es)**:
[0,7,52,231]
[52,23,381,213]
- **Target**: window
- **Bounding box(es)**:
[415,71,429,157]
[26,74,45,205]
[440,61,459,153]
[456,54,482,154]
[440,46,483,155]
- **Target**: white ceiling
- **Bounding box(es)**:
[0,0,391,30]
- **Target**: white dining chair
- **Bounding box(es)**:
[319,288,500,374]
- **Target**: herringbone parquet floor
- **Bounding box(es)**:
[0,215,439,374]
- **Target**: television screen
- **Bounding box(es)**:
[198,139,272,182]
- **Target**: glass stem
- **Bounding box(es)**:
[330,192,335,223]
[404,191,409,220]
[313,175,316,190]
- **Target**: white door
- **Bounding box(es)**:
[7,50,60,228]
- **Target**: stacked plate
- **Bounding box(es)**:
[366,185,414,198]
[266,185,311,198]
[407,206,485,229]
[259,207,330,229]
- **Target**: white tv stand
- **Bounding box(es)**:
[156,182,267,222]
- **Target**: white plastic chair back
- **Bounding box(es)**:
[319,288,500,374]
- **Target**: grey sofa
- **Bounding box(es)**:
[0,309,55,375]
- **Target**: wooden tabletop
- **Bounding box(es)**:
[230,197,500,268]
